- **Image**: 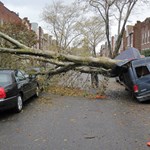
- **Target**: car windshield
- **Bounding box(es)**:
[0,73,12,86]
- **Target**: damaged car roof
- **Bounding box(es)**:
[115,47,142,66]
[111,47,142,77]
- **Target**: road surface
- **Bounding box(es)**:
[0,79,150,150]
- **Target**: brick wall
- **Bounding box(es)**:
[133,18,150,52]
[133,21,142,51]
[141,18,150,51]
[0,2,22,24]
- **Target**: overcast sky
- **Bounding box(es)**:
[3,0,50,22]
[1,0,150,35]
[2,0,72,32]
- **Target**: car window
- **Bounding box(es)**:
[20,70,29,78]
[135,66,150,78]
[15,71,26,81]
[0,73,12,86]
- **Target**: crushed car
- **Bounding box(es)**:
[111,47,150,102]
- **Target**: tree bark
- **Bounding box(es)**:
[0,31,28,49]
[0,47,118,70]
[91,46,99,88]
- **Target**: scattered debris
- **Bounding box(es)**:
[95,95,106,99]
[84,136,96,139]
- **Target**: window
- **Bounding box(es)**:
[135,66,150,78]
[0,73,12,86]
[148,30,150,43]
[142,32,144,44]
[145,32,147,43]
[15,71,26,81]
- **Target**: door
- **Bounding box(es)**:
[15,70,31,101]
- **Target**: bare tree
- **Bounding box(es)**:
[76,16,105,56]
[112,0,138,58]
[87,0,116,58]
[76,16,105,87]
[82,0,148,58]
[42,1,84,53]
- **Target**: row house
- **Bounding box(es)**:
[140,18,150,51]
[31,23,52,50]
[100,17,150,57]
[120,18,150,52]
[111,34,126,54]
[131,18,150,52]
[126,25,134,48]
[0,1,21,24]
[0,1,52,50]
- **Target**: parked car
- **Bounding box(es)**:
[113,57,150,102]
[0,69,39,112]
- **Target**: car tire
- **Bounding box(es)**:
[35,85,40,97]
[15,94,23,113]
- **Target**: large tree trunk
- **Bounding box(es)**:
[91,72,99,88]
[105,14,112,58]
[0,31,120,76]
[91,46,99,88]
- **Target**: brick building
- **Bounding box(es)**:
[0,1,52,50]
[0,2,32,31]
[101,17,150,57]
[133,18,150,52]
[133,21,142,51]
[0,1,21,24]
[126,25,134,48]
[141,18,150,51]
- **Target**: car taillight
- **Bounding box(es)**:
[0,87,6,99]
[133,85,139,93]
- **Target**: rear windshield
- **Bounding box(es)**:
[135,66,150,78]
[0,73,12,86]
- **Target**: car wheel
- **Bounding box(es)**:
[35,85,40,97]
[15,95,23,113]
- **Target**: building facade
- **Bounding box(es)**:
[141,18,150,51]
[100,17,150,57]
[0,1,21,24]
[0,1,52,50]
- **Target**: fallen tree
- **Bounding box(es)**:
[0,31,119,77]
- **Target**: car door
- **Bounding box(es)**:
[134,65,150,94]
[15,70,31,101]
[21,71,37,96]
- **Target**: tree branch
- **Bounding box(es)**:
[0,47,119,70]
[0,31,29,49]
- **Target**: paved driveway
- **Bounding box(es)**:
[0,79,150,150]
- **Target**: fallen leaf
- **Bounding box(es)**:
[95,95,106,99]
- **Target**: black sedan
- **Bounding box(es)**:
[0,69,39,112]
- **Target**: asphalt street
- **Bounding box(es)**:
[0,79,150,150]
